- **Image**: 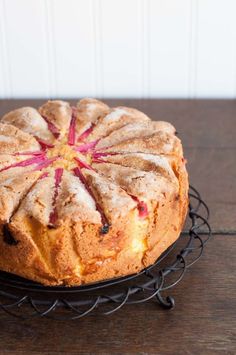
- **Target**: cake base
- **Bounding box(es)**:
[0,186,211,320]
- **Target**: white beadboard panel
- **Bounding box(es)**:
[44,0,57,97]
[52,0,95,98]
[0,0,8,97]
[0,43,5,97]
[138,0,150,98]
[149,0,191,98]
[188,0,198,98]
[3,0,49,98]
[195,0,236,98]
[100,0,142,98]
[0,0,236,98]
[92,0,103,97]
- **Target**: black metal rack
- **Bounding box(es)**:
[0,186,211,320]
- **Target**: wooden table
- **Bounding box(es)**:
[0,99,235,354]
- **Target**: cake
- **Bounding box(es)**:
[0,99,188,286]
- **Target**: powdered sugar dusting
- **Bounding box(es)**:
[67,174,97,210]
[0,135,13,142]
[130,153,172,171]
[104,108,130,122]
[85,170,136,213]
[86,103,97,116]
[22,110,48,130]
[133,153,164,163]
[23,175,54,224]
[0,99,185,230]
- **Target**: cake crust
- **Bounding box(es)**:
[0,99,188,286]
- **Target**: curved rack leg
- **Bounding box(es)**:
[155,293,175,310]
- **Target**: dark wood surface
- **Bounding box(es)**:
[0,99,235,354]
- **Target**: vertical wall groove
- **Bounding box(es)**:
[137,0,142,98]
[188,0,198,98]
[140,0,150,98]
[234,39,236,98]
[89,0,96,97]
[0,0,6,97]
[233,8,236,97]
[44,0,57,98]
[42,0,51,98]
[92,0,103,98]
[0,0,12,98]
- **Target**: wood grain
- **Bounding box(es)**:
[0,99,235,354]
[0,235,234,354]
[185,147,236,233]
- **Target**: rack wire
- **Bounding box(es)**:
[0,185,211,320]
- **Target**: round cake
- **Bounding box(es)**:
[0,99,188,286]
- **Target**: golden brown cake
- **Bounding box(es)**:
[0,99,188,286]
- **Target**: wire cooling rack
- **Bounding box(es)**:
[0,185,211,320]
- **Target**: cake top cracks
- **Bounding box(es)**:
[0,99,184,233]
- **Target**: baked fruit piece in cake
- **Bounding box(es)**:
[0,98,189,286]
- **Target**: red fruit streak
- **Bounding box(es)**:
[92,152,118,158]
[68,111,77,145]
[36,138,54,150]
[75,140,98,153]
[33,157,59,171]
[13,151,45,156]
[77,124,94,142]
[42,116,60,139]
[92,152,119,164]
[0,155,46,173]
[71,106,77,115]
[39,172,49,180]
[73,167,110,233]
[130,195,148,218]
[92,157,105,164]
[74,157,94,171]
[49,168,64,225]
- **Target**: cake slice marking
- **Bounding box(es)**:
[41,115,60,139]
[35,137,54,150]
[73,167,110,234]
[75,140,99,153]
[74,157,95,171]
[68,107,77,145]
[0,155,46,173]
[13,150,45,156]
[77,124,94,142]
[49,168,64,226]
[33,156,59,171]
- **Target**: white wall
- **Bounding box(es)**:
[0,0,236,99]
